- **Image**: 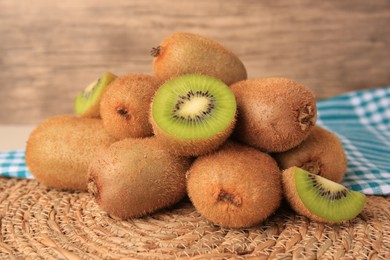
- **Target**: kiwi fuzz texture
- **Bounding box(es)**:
[274,125,347,183]
[152,32,247,85]
[150,74,237,157]
[87,138,192,219]
[282,167,366,223]
[100,74,161,139]
[25,115,116,191]
[74,72,117,118]
[282,167,329,223]
[231,77,317,153]
[187,141,282,228]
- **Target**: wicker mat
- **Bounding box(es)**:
[0,178,389,259]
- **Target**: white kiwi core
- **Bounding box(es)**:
[314,175,345,192]
[83,80,98,98]
[176,96,211,119]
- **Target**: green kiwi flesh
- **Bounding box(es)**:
[151,74,237,156]
[283,167,366,223]
[187,141,282,228]
[87,138,192,219]
[74,72,117,117]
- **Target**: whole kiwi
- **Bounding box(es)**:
[151,32,247,85]
[231,77,317,153]
[25,115,116,191]
[100,74,161,139]
[273,125,347,183]
[186,141,282,228]
[87,137,192,219]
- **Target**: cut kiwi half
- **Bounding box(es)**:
[74,72,117,117]
[150,74,237,156]
[283,166,366,223]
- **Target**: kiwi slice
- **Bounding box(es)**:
[150,74,237,156]
[283,166,366,223]
[74,72,117,117]
[274,125,347,183]
[187,141,282,228]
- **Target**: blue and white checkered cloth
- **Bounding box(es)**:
[0,86,389,195]
[0,149,33,179]
[316,86,390,195]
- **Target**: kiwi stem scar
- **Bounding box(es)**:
[87,178,98,196]
[309,174,348,200]
[150,46,161,57]
[117,107,130,118]
[217,190,242,207]
[298,105,315,130]
[301,160,322,175]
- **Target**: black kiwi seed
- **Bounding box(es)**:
[309,174,348,200]
[150,74,237,157]
[171,90,216,122]
[283,167,366,223]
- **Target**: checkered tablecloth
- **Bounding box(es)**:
[316,86,390,195]
[0,149,33,179]
[1,86,389,195]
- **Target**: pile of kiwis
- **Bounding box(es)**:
[26,32,366,228]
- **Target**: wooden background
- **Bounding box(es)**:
[1,0,389,124]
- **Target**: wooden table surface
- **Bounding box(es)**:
[1,0,389,124]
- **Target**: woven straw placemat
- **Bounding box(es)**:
[0,177,389,259]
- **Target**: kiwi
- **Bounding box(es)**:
[186,141,282,228]
[151,32,247,85]
[150,74,237,157]
[74,72,117,118]
[25,115,116,191]
[100,74,161,139]
[87,137,192,219]
[231,77,317,153]
[282,167,366,223]
[274,125,347,183]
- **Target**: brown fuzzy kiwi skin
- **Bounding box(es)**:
[87,137,192,219]
[152,32,247,86]
[186,141,282,228]
[100,74,161,140]
[150,114,236,157]
[274,126,347,183]
[282,167,336,223]
[230,77,317,153]
[25,115,116,191]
